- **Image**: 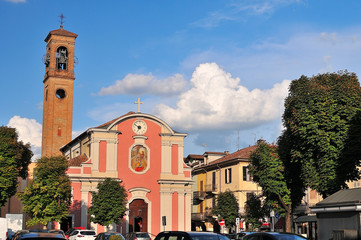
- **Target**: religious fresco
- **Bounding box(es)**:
[131,145,148,172]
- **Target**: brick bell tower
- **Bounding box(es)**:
[41,24,78,157]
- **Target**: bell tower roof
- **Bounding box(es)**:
[44,25,78,42]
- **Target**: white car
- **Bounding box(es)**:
[68,230,96,240]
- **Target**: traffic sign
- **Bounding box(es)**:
[219,220,225,226]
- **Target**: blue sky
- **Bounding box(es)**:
[2,0,361,159]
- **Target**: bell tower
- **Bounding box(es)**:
[41,24,78,157]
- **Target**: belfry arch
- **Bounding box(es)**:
[56,46,68,70]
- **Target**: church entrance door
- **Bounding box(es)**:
[129,199,148,232]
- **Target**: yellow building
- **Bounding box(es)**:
[187,146,262,232]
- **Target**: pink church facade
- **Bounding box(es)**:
[60,112,193,236]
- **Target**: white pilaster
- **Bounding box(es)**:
[91,138,100,171]
[106,138,118,172]
[81,190,88,228]
[160,189,172,231]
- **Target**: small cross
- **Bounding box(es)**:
[134,97,143,113]
[59,13,65,26]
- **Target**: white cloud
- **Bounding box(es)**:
[192,0,304,28]
[98,73,187,96]
[4,0,26,2]
[155,62,290,132]
[7,116,42,161]
[180,28,361,91]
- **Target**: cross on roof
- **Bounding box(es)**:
[59,13,65,26]
[134,97,143,113]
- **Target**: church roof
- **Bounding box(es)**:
[44,26,78,42]
[96,111,136,129]
[68,154,88,167]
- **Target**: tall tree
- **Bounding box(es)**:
[0,126,33,210]
[212,190,239,232]
[280,71,361,197]
[244,194,267,231]
[89,178,128,229]
[19,156,71,226]
[249,140,302,232]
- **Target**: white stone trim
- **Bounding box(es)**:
[126,188,152,234]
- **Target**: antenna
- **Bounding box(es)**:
[237,130,240,150]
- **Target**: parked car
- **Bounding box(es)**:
[227,232,254,240]
[125,232,151,240]
[9,230,29,240]
[68,230,96,240]
[65,228,86,239]
[49,230,66,238]
[95,232,125,240]
[11,232,66,240]
[154,231,229,240]
[242,232,307,240]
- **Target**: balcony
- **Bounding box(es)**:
[191,213,205,221]
[193,191,206,201]
[205,184,218,194]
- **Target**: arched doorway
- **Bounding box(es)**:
[129,199,148,232]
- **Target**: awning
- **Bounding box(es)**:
[294,215,317,223]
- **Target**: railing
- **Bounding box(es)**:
[205,184,218,193]
[193,191,206,200]
[191,213,205,221]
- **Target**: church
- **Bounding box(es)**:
[41,24,193,235]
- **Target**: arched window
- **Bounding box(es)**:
[56,46,68,70]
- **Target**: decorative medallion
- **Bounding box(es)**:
[131,145,148,172]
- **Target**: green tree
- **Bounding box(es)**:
[249,140,301,232]
[89,178,128,228]
[19,156,71,226]
[0,126,33,211]
[212,190,239,232]
[244,194,267,231]
[280,71,361,197]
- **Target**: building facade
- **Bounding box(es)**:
[60,112,193,235]
[189,146,262,232]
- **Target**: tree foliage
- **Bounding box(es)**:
[212,190,239,231]
[280,71,361,197]
[19,156,71,226]
[244,194,267,231]
[249,140,299,232]
[0,126,33,209]
[88,178,128,228]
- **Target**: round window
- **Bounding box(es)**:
[56,89,66,99]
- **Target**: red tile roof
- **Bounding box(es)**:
[69,154,88,167]
[96,111,136,129]
[44,26,78,42]
[206,145,257,166]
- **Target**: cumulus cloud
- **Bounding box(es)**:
[155,62,290,132]
[98,73,187,96]
[7,116,42,160]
